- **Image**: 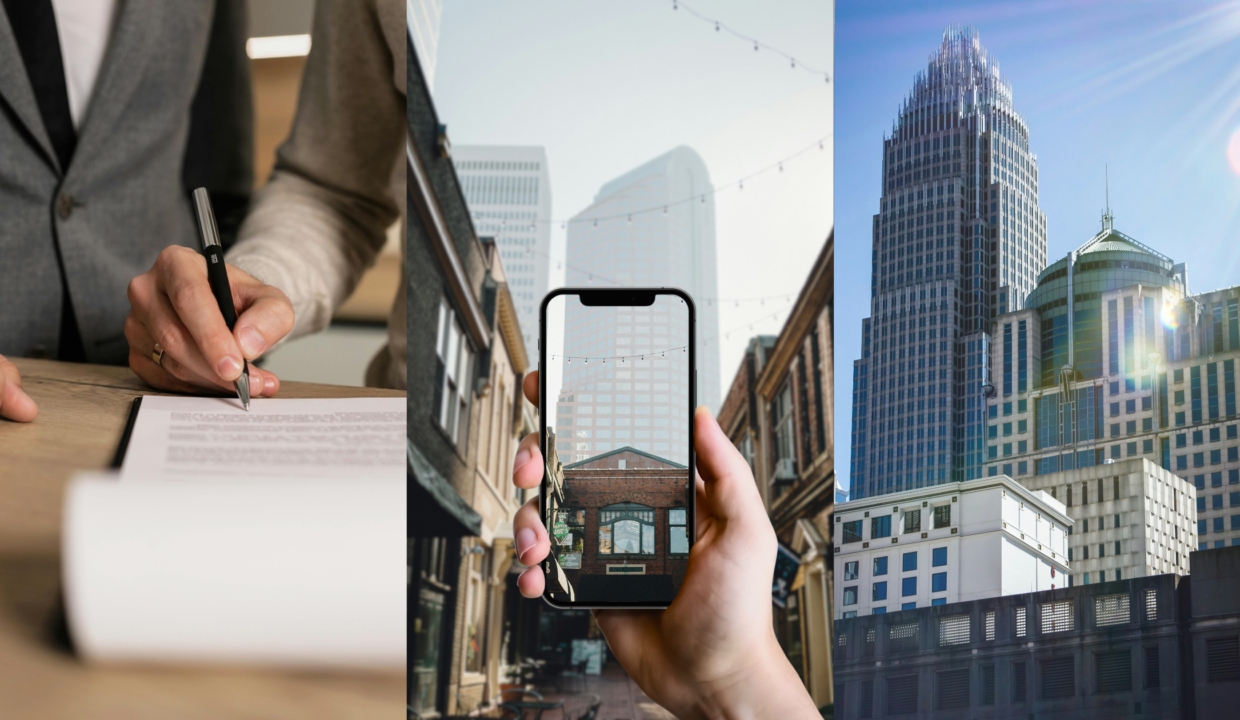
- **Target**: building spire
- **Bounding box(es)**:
[1102,163,1114,232]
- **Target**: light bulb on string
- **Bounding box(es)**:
[715,21,719,31]
[627,214,632,224]
[779,164,783,173]
[754,41,758,51]
[739,181,743,190]
[791,59,796,69]
[663,206,668,215]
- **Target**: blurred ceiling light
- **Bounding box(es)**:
[246,34,312,59]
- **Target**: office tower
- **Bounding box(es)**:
[561,146,722,414]
[453,146,553,350]
[406,0,442,92]
[834,475,1071,618]
[850,27,1048,499]
[554,295,692,467]
[982,216,1240,550]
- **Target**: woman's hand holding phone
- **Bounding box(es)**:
[511,371,819,720]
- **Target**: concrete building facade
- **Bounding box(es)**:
[833,546,1240,720]
[1003,459,1196,588]
[834,476,1071,619]
[452,145,552,352]
[850,26,1051,501]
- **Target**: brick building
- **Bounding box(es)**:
[406,32,536,717]
[718,234,835,708]
[549,447,692,604]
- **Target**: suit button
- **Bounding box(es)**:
[58,194,74,219]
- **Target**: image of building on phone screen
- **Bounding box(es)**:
[543,293,694,604]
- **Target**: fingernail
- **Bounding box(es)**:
[265,376,277,395]
[217,356,242,380]
[514,445,531,469]
[238,327,267,357]
[516,528,536,562]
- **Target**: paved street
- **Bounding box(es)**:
[537,664,675,720]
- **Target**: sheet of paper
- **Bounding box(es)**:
[63,472,405,668]
[119,396,405,481]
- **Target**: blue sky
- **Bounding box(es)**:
[835,0,1240,493]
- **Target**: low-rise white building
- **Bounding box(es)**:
[833,476,1072,619]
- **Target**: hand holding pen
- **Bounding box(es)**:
[123,189,295,403]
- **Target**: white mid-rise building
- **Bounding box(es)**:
[833,476,1071,619]
[453,146,553,351]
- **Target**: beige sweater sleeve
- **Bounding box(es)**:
[226,0,405,346]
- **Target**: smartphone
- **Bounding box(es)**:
[538,287,695,608]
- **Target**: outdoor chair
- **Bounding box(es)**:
[557,693,601,720]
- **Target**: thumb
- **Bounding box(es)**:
[232,287,295,360]
[693,406,764,522]
[0,359,38,422]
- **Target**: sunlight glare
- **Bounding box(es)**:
[1229,127,1240,176]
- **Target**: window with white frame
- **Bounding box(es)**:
[772,380,796,472]
[435,298,474,447]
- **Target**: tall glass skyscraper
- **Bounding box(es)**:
[453,146,552,350]
[561,146,722,414]
[850,27,1049,499]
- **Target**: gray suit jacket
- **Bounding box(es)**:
[0,0,252,364]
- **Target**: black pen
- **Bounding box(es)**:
[191,187,251,411]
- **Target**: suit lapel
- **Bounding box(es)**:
[0,5,62,174]
[69,0,163,176]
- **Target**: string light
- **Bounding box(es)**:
[480,135,828,231]
[672,1,829,84]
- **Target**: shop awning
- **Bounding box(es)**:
[408,439,481,537]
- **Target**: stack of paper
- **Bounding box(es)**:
[62,396,406,668]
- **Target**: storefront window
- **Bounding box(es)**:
[599,503,656,554]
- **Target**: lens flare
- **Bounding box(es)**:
[1230,127,1240,176]
[1162,302,1179,331]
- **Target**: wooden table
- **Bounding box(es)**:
[0,358,406,718]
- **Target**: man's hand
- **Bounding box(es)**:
[0,354,38,422]
[126,246,294,397]
[510,371,819,720]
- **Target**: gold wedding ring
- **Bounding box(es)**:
[152,343,166,368]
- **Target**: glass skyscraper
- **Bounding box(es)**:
[560,146,722,414]
[850,27,1049,499]
[453,146,553,350]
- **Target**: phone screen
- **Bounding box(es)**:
[540,288,695,608]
